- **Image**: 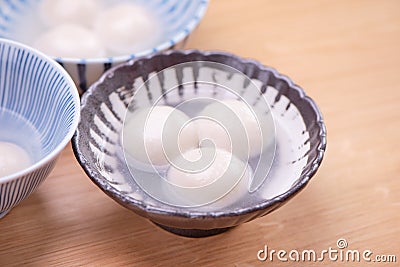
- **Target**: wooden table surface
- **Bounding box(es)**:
[1,0,399,266]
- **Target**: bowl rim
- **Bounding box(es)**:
[52,0,209,64]
[0,38,80,183]
[73,49,327,219]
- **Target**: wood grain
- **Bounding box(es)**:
[1,0,399,266]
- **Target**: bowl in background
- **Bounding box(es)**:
[0,38,80,218]
[72,50,326,237]
[0,0,209,93]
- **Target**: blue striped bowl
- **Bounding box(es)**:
[0,0,209,94]
[0,38,80,218]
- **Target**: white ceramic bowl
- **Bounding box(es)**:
[0,0,209,93]
[0,38,80,218]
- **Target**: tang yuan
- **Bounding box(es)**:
[166,147,251,207]
[94,3,162,56]
[123,106,198,167]
[39,0,99,28]
[0,142,31,178]
[197,99,272,159]
[34,23,106,58]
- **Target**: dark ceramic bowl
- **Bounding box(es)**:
[72,50,326,237]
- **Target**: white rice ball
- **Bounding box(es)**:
[34,23,106,58]
[0,142,31,177]
[39,0,99,28]
[123,105,198,167]
[94,3,161,56]
[165,147,251,207]
[197,99,272,159]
